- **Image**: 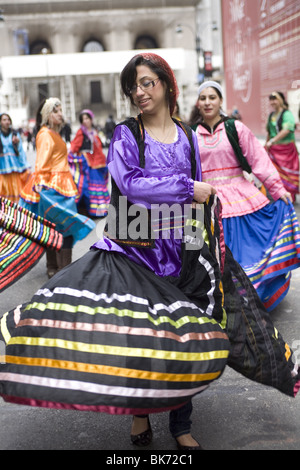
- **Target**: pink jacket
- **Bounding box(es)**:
[196,120,286,218]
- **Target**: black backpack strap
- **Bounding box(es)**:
[116,115,145,167]
[172,117,196,180]
[224,118,252,174]
[277,109,294,132]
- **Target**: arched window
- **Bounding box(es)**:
[134,35,158,50]
[82,39,104,52]
[30,40,52,55]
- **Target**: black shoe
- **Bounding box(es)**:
[176,437,202,450]
[130,417,153,447]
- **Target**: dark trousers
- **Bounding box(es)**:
[136,400,193,438]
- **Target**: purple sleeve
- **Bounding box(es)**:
[107,125,196,208]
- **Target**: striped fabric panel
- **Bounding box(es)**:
[269,145,300,194]
[0,197,63,250]
[68,154,110,216]
[243,208,300,310]
[270,158,299,193]
[0,196,63,292]
[0,281,229,413]
[88,181,109,216]
[245,211,300,284]
[0,230,44,291]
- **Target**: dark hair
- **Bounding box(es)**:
[269,91,289,108]
[35,99,46,133]
[120,53,178,115]
[188,86,224,126]
[0,113,12,125]
[79,112,92,124]
[212,87,222,99]
[188,105,202,127]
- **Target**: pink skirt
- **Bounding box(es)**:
[268,143,299,199]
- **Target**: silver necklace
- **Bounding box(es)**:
[145,122,176,144]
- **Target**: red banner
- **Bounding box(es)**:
[222,0,300,136]
[204,51,213,76]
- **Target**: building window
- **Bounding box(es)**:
[83,40,104,53]
[90,81,102,103]
[30,40,52,55]
[134,35,158,49]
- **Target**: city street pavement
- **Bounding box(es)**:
[0,149,299,451]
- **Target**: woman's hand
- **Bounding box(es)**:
[12,134,19,145]
[265,140,274,149]
[193,181,217,204]
[280,192,293,204]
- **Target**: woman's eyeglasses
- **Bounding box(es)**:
[129,78,160,95]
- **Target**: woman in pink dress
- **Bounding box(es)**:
[190,81,300,311]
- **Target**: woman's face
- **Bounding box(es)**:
[81,114,93,129]
[131,64,167,114]
[197,87,223,122]
[269,97,282,113]
[48,105,64,129]
[0,114,12,132]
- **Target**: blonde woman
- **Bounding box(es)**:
[20,98,95,277]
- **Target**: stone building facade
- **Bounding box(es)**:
[0,0,222,127]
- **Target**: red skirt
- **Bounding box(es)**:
[268,143,299,199]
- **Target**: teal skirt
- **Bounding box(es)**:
[20,188,95,245]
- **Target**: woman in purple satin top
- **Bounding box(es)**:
[94,53,218,449]
[93,123,203,277]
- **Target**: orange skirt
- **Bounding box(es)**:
[0,170,31,204]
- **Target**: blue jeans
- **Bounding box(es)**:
[136,400,193,438]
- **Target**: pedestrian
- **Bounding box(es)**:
[230,105,242,120]
[68,109,110,217]
[104,114,116,142]
[0,57,299,451]
[60,121,72,143]
[19,97,95,278]
[265,91,299,202]
[0,113,31,204]
[190,80,300,311]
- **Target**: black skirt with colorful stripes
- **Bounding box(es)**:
[0,196,299,414]
[0,242,230,414]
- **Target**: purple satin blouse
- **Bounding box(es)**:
[93,123,202,277]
